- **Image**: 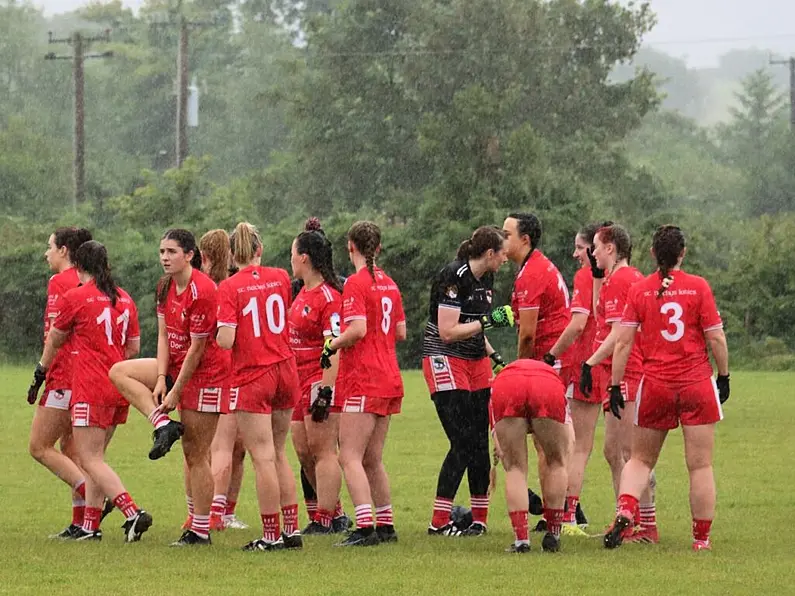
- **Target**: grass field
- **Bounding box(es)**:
[1,367,793,596]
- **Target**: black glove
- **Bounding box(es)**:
[479,305,515,330]
[490,352,505,375]
[542,353,557,367]
[716,374,730,404]
[579,362,593,397]
[320,337,337,370]
[608,384,625,419]
[27,362,47,405]
[310,386,333,423]
[587,248,605,279]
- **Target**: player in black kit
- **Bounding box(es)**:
[422,226,515,536]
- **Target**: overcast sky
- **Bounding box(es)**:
[33,0,795,67]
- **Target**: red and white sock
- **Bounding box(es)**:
[640,503,657,529]
[186,495,194,517]
[563,495,579,524]
[192,514,210,539]
[509,510,529,544]
[375,504,393,527]
[112,492,139,520]
[147,409,171,430]
[211,494,227,519]
[334,500,344,518]
[305,499,318,520]
[261,513,280,543]
[315,508,334,528]
[471,495,489,527]
[82,506,101,533]
[72,481,86,526]
[544,508,564,538]
[282,504,298,535]
[225,499,237,516]
[616,493,639,523]
[431,496,453,528]
[692,518,712,543]
[354,504,374,529]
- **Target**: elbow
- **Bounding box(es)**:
[439,330,456,344]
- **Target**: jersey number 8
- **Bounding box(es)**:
[381,297,393,334]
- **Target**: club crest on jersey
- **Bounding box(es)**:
[252,269,260,279]
[432,356,447,371]
[486,290,493,304]
[302,305,311,317]
[445,285,458,299]
[330,312,341,337]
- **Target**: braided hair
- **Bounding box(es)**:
[295,218,343,293]
[653,225,685,298]
[75,241,118,306]
[348,221,381,281]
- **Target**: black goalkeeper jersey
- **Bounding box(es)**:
[422,259,494,360]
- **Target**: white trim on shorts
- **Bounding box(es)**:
[42,389,71,410]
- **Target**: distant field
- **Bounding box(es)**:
[1,367,793,596]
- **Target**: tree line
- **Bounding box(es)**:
[1,0,793,369]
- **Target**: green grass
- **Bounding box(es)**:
[1,367,793,596]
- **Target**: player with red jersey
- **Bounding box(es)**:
[26,227,93,539]
[288,219,352,535]
[491,359,573,553]
[217,222,300,552]
[39,241,153,542]
[545,221,612,535]
[503,213,571,365]
[579,224,657,542]
[319,221,406,547]
[111,229,228,547]
[196,229,248,532]
[604,225,730,552]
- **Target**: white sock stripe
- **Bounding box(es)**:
[375,505,392,513]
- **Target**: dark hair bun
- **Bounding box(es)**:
[304,217,322,232]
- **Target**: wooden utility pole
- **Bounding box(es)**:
[176,18,189,168]
[770,55,795,133]
[45,30,112,208]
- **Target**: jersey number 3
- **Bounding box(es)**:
[660,302,685,342]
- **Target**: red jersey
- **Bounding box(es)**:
[157,268,228,387]
[569,266,597,368]
[621,270,722,384]
[511,250,571,357]
[336,267,404,400]
[289,282,342,383]
[217,265,294,387]
[44,268,80,390]
[593,265,644,373]
[53,281,139,406]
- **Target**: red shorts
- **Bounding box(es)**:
[490,370,569,425]
[338,395,401,417]
[71,402,129,429]
[635,376,723,430]
[232,359,300,415]
[179,378,229,414]
[422,355,491,394]
[39,388,72,411]
[292,378,342,421]
[602,373,642,414]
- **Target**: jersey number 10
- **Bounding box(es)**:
[243,295,286,338]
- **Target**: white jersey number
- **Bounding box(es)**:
[557,273,571,309]
[381,297,393,334]
[660,302,685,342]
[243,295,286,338]
[97,307,129,346]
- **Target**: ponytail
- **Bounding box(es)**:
[74,241,118,307]
[295,219,343,294]
[230,222,261,267]
[653,225,685,298]
[457,226,505,261]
